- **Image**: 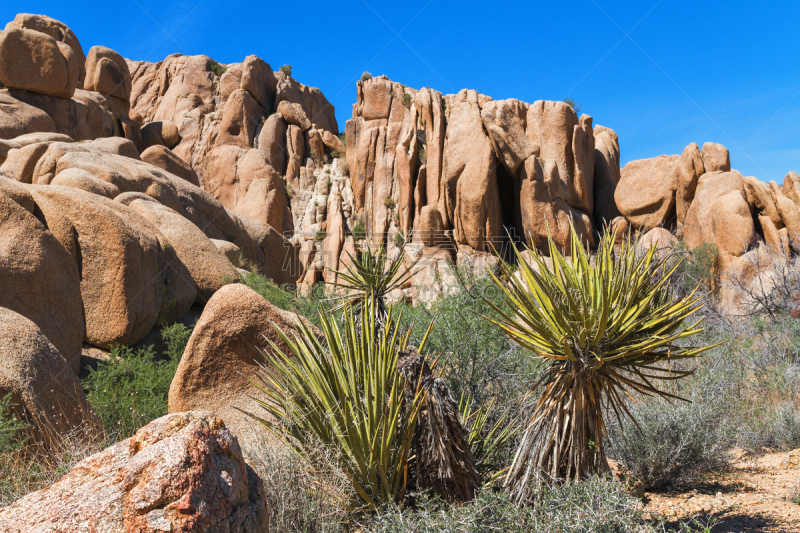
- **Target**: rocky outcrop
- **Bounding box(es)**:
[0,411,267,532]
[31,184,197,348]
[0,27,78,98]
[5,13,86,84]
[169,284,318,444]
[128,54,339,231]
[0,182,84,372]
[0,307,101,448]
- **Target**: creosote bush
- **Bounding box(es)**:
[82,322,192,441]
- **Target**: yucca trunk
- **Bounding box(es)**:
[507,362,609,500]
[398,351,481,502]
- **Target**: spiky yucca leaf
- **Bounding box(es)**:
[458,393,520,484]
[329,247,419,330]
[246,307,430,509]
[483,226,717,502]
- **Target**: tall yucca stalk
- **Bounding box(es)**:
[246,307,429,509]
[484,226,716,503]
[330,247,419,332]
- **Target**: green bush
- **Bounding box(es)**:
[351,216,366,242]
[240,271,326,326]
[363,478,652,533]
[82,323,192,441]
[606,369,738,490]
[401,93,412,109]
[0,395,27,454]
[210,63,227,77]
[361,71,372,81]
[280,64,292,77]
[563,97,581,114]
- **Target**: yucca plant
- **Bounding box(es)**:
[483,225,716,503]
[458,393,520,485]
[246,306,429,509]
[330,246,419,332]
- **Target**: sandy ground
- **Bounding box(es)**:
[641,449,800,532]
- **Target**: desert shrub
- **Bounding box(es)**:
[606,377,737,491]
[210,63,227,77]
[351,216,366,241]
[361,71,372,81]
[401,93,412,109]
[672,241,718,296]
[418,145,427,165]
[243,437,349,532]
[240,271,326,325]
[0,395,26,454]
[82,323,191,441]
[363,477,652,533]
[285,182,294,199]
[770,403,800,450]
[563,97,581,114]
[396,270,531,407]
[392,230,405,249]
[383,196,396,208]
[315,229,327,240]
[280,64,292,77]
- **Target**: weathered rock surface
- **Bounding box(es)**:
[84,45,132,100]
[0,411,267,533]
[169,284,318,444]
[30,185,196,348]
[141,144,200,186]
[0,308,101,449]
[120,193,240,302]
[0,184,84,372]
[615,154,679,230]
[5,13,86,84]
[0,27,77,98]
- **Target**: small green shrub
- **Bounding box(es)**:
[326,179,333,187]
[240,272,326,324]
[280,64,292,77]
[361,71,372,81]
[82,323,191,441]
[325,168,331,174]
[563,97,581,114]
[315,229,327,240]
[363,478,652,533]
[351,216,366,241]
[606,375,737,490]
[383,196,396,209]
[401,93,412,109]
[285,183,294,199]
[674,240,718,294]
[338,131,346,147]
[392,230,405,248]
[0,395,27,454]
[210,63,227,77]
[418,146,427,165]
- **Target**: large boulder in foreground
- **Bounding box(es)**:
[169,284,316,445]
[0,411,267,533]
[0,185,84,373]
[0,308,101,449]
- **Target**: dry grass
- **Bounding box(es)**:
[0,424,103,507]
[241,435,351,532]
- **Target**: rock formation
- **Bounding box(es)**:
[0,411,267,532]
[168,284,320,444]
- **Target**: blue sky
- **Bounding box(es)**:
[4,1,799,182]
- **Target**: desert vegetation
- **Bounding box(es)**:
[2,232,800,531]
